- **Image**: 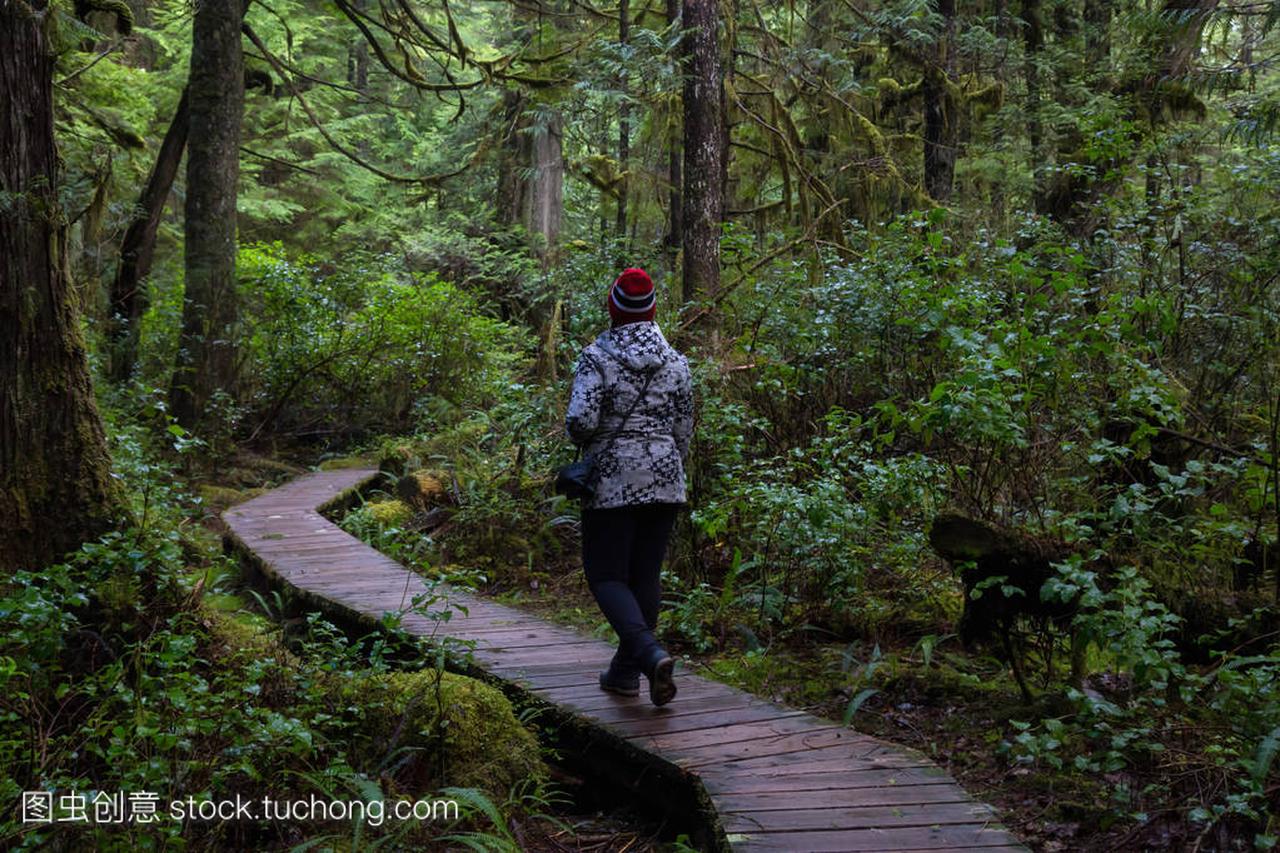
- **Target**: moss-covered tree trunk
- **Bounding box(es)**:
[1,0,121,570]
[923,0,957,202]
[616,0,631,245]
[525,111,564,258]
[110,87,190,383]
[347,0,370,98]
[1084,0,1111,67]
[170,0,244,428]
[496,90,564,262]
[1022,0,1046,212]
[681,0,723,303]
[664,0,683,276]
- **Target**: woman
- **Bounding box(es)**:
[565,268,693,706]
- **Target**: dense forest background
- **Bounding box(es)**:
[3,0,1280,847]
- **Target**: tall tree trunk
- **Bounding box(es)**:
[923,0,957,202]
[347,0,370,98]
[496,90,525,228]
[616,0,630,244]
[1,0,120,570]
[110,87,190,382]
[681,0,723,303]
[665,0,683,276]
[1084,0,1110,67]
[1160,0,1217,80]
[170,0,244,428]
[523,111,564,258]
[1022,0,1046,211]
[988,0,1008,225]
[496,90,564,260]
[720,0,735,221]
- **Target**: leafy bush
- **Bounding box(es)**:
[236,244,532,438]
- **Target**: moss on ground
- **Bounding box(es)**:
[318,454,375,470]
[198,484,266,513]
[330,668,546,797]
[366,498,413,527]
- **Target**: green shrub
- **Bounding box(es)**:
[236,244,532,438]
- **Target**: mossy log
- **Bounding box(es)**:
[928,512,1075,646]
[395,469,450,509]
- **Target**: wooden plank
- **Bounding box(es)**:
[671,729,892,769]
[433,614,557,632]
[452,620,595,636]
[533,678,741,711]
[707,734,911,762]
[703,766,955,794]
[297,574,416,590]
[473,641,613,659]
[466,628,601,647]
[486,659,621,679]
[712,785,972,812]
[469,646,613,668]
[432,618,551,633]
[595,705,809,739]
[721,801,995,832]
[471,649,615,670]
[293,581,418,597]
[734,829,1023,853]
[636,716,844,753]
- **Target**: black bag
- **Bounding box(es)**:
[556,366,657,501]
[554,454,596,501]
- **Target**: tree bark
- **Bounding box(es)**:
[524,110,564,256]
[347,0,370,98]
[681,0,723,303]
[664,0,683,276]
[1022,0,1046,211]
[170,0,245,428]
[496,90,563,260]
[496,90,525,228]
[1084,0,1111,67]
[616,0,630,244]
[923,0,957,202]
[109,87,190,383]
[1,0,121,570]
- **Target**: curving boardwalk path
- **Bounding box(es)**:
[223,468,1026,852]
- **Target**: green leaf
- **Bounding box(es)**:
[843,688,879,725]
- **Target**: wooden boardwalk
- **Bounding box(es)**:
[223,469,1026,852]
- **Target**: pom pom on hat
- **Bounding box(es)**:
[608,267,656,325]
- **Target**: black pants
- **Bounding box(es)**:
[582,503,679,676]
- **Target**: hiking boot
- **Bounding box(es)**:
[643,649,677,707]
[599,668,640,697]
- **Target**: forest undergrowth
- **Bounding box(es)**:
[322,201,1280,851]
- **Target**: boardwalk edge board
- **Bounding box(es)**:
[222,469,1027,852]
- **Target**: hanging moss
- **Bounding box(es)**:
[854,112,889,159]
[876,77,923,102]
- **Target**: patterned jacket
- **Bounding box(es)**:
[565,322,693,509]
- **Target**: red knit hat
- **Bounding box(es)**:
[608,267,656,326]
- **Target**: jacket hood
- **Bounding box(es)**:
[596,322,671,371]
